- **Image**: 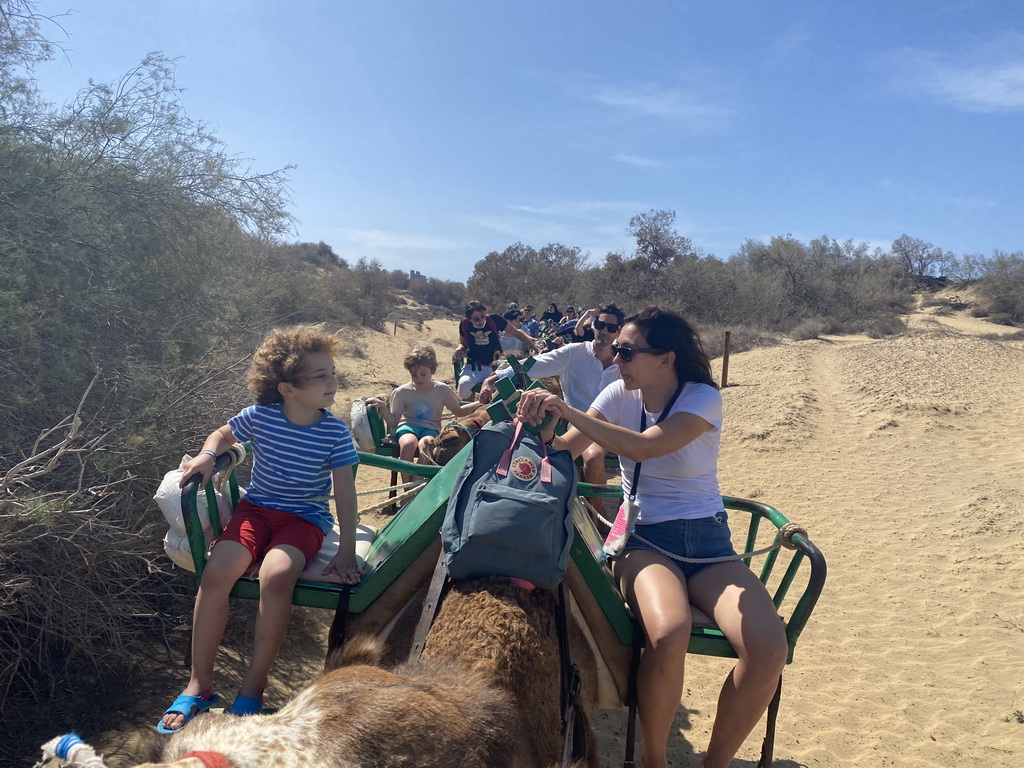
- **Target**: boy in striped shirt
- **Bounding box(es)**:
[160,325,361,733]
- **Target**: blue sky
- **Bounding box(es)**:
[29,1,1024,283]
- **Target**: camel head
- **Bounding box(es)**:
[421,407,489,466]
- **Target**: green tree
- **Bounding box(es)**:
[465,241,587,309]
[976,250,1024,323]
[627,208,698,269]
[891,234,953,278]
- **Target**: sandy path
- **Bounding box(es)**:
[671,316,1024,766]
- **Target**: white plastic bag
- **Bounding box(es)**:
[349,398,375,451]
[163,529,198,572]
[154,454,240,569]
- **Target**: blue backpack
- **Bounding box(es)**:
[441,419,577,590]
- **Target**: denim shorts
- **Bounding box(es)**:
[395,423,439,440]
[624,511,736,579]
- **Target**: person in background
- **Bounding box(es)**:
[367,346,481,484]
[515,307,788,768]
[540,303,563,324]
[520,304,540,337]
[452,300,537,399]
[479,303,625,511]
[499,309,528,354]
[555,306,580,343]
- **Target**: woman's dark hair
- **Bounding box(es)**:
[624,306,717,389]
[548,303,558,313]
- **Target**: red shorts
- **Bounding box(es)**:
[213,498,325,566]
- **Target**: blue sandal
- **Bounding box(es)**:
[227,693,263,716]
[157,689,220,734]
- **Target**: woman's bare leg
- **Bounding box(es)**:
[688,562,789,768]
[615,550,693,768]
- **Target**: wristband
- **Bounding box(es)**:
[199,449,218,460]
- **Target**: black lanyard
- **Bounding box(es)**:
[628,383,684,502]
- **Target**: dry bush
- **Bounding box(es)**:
[790,318,829,341]
[0,482,195,760]
[987,313,1019,327]
[980,329,1024,341]
[865,315,908,338]
[700,323,783,358]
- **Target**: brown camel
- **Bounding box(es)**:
[419,402,491,466]
[41,578,599,768]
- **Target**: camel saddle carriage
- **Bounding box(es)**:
[170,387,826,767]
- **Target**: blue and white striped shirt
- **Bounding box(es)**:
[228,403,359,533]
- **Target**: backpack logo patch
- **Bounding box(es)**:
[510,456,538,482]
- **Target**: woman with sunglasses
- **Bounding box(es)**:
[517,306,788,768]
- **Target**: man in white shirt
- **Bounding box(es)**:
[479,303,625,508]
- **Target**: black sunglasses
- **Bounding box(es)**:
[592,319,620,333]
[610,342,668,363]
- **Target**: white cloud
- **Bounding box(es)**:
[503,199,643,221]
[879,33,1024,112]
[611,153,664,169]
[589,77,733,131]
[335,228,464,252]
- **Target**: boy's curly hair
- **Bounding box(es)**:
[248,325,342,404]
[404,345,438,373]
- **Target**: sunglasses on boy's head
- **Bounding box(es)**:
[592,319,620,333]
[610,342,668,363]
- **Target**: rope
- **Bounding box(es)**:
[583,500,809,565]
[355,479,424,497]
[357,483,423,516]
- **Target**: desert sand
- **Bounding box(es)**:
[88,300,1024,767]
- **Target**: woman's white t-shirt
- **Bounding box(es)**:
[591,380,723,524]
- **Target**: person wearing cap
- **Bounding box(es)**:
[479,303,625,509]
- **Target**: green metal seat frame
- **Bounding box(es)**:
[181,449,445,612]
[571,481,826,767]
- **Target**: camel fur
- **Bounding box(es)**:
[419,402,491,466]
[46,579,598,768]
